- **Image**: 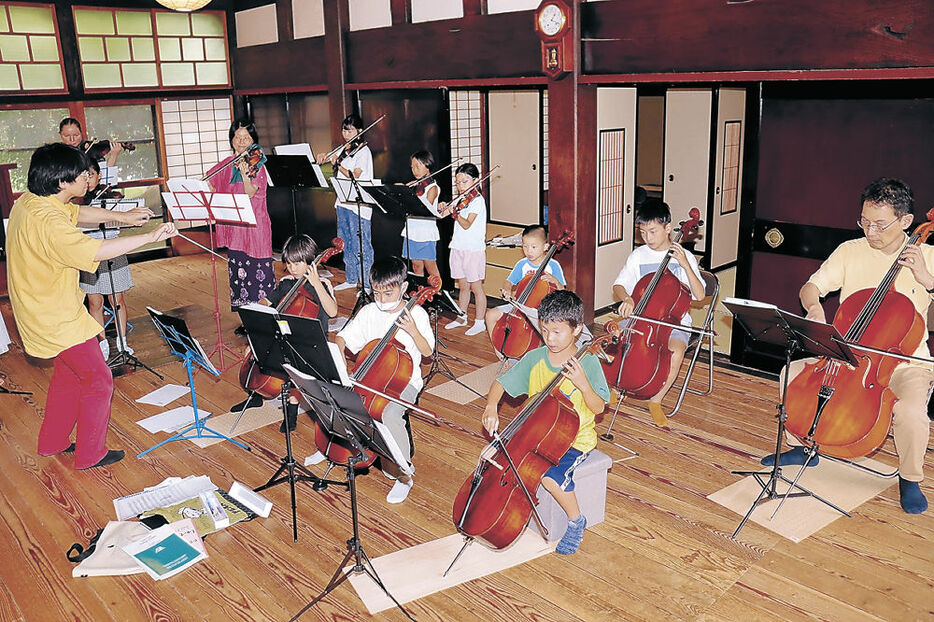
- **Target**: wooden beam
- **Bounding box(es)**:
[323,0,352,144]
[390,0,411,25]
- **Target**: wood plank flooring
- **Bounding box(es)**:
[0,254,931,622]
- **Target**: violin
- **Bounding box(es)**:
[490,230,574,360]
[238,239,344,400]
[413,177,430,197]
[451,325,620,550]
[448,186,480,219]
[202,143,266,183]
[313,275,442,467]
[601,208,703,399]
[783,210,934,459]
[80,139,136,157]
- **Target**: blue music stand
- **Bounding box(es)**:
[138,307,250,458]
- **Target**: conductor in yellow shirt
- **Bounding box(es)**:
[6,143,176,469]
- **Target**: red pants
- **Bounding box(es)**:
[37,337,114,468]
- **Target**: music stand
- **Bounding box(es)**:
[138,307,250,458]
[723,298,857,538]
[239,306,346,542]
[266,150,327,238]
[366,184,439,269]
[283,364,415,622]
[163,180,254,372]
[406,273,480,397]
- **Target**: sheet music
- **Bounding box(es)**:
[329,177,382,214]
[274,143,327,187]
[167,177,212,193]
[162,189,255,225]
[113,475,217,521]
[80,197,146,232]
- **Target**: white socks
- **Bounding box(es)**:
[386,477,414,504]
[465,320,486,336]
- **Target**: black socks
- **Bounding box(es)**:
[231,394,264,413]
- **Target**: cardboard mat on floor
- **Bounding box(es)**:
[346,529,554,614]
[424,362,504,404]
[708,455,897,542]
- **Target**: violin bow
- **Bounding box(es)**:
[405,157,463,187]
[324,113,387,160]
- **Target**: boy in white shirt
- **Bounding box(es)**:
[330,256,434,504]
[613,199,705,427]
[440,163,488,336]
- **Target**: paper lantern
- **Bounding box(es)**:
[156,0,212,12]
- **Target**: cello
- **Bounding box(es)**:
[601,208,703,399]
[238,238,344,399]
[313,275,442,467]
[784,210,934,459]
[490,230,574,359]
[451,325,620,550]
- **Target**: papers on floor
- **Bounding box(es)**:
[136,384,190,407]
[114,475,217,521]
[121,519,207,580]
[137,406,212,434]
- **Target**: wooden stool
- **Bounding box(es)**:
[530,449,612,542]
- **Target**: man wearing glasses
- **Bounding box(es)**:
[6,143,176,470]
[761,177,932,514]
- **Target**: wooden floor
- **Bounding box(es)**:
[0,254,932,622]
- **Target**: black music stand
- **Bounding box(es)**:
[406,273,479,397]
[138,307,250,458]
[283,364,414,622]
[367,184,439,267]
[265,154,326,238]
[724,299,857,539]
[238,306,346,542]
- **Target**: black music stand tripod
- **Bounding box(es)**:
[239,306,347,542]
[283,364,415,622]
[96,201,162,380]
[725,300,856,539]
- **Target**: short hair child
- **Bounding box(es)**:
[485,223,568,355]
[634,197,671,226]
[538,289,583,328]
[281,234,318,265]
[342,113,364,132]
[412,149,434,170]
[370,256,408,290]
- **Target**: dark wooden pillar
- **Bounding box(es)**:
[545,1,597,322]
[323,0,352,144]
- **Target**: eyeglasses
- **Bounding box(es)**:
[856,218,902,233]
[79,170,91,180]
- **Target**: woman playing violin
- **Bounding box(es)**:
[401,150,443,280]
[317,114,374,291]
[764,178,932,515]
[59,117,123,169]
[205,119,273,315]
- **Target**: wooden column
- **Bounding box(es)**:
[545,1,597,322]
[323,0,352,144]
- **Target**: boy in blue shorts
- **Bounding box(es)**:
[482,290,609,554]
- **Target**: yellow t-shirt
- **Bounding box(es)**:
[7,192,103,358]
[498,346,610,453]
[807,234,934,362]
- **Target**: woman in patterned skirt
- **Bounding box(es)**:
[205,119,273,322]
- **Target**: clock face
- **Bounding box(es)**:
[538,3,567,37]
